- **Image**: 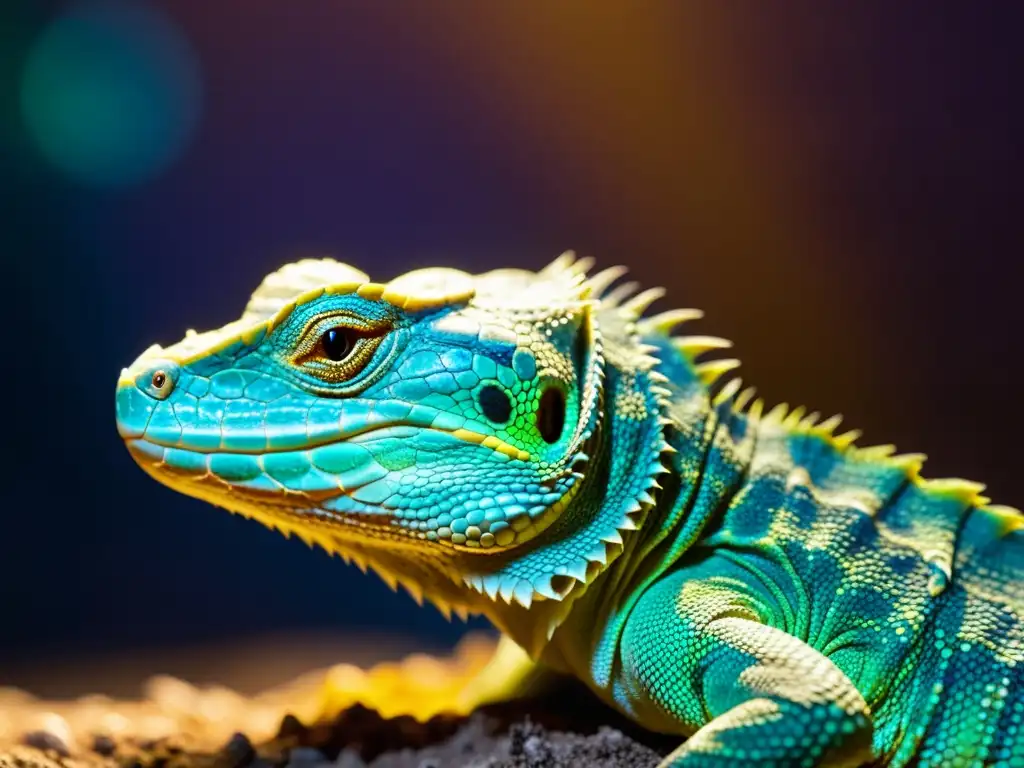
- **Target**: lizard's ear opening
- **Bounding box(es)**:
[537,386,566,444]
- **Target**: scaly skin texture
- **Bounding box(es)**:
[116,254,1023,767]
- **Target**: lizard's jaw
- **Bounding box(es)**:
[120,414,584,554]
[122,433,592,625]
[124,437,420,547]
[123,432,510,541]
[124,435,497,621]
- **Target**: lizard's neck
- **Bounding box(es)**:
[470,353,676,657]
[330,340,755,666]
[550,385,759,687]
[315,355,667,640]
[320,358,670,648]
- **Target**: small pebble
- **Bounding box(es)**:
[220,732,256,768]
[277,713,307,739]
[23,730,70,757]
[287,746,327,766]
[91,734,117,756]
[335,749,367,768]
[523,734,553,765]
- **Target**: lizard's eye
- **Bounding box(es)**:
[321,327,357,362]
[293,317,389,384]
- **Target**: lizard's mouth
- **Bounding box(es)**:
[119,399,532,460]
[124,423,530,498]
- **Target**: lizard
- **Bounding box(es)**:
[115,253,1023,767]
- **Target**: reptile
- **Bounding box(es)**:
[115,253,1023,767]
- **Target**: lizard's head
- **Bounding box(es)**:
[115,254,624,623]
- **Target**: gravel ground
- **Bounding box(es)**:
[0,636,676,768]
[2,680,675,768]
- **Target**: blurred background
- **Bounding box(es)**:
[1,2,1020,697]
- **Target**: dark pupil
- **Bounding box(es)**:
[537,387,566,443]
[478,385,512,424]
[322,328,354,361]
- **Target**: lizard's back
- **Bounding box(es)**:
[700,410,1024,765]
[554,302,1024,766]
[903,503,1023,765]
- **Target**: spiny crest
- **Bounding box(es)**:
[757,401,1014,514]
[577,258,1014,525]
[582,260,740,392]
[759,401,903,464]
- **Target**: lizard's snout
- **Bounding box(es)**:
[115,359,179,439]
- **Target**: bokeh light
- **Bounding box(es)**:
[19,1,202,187]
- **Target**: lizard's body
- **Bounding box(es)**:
[116,254,1022,766]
